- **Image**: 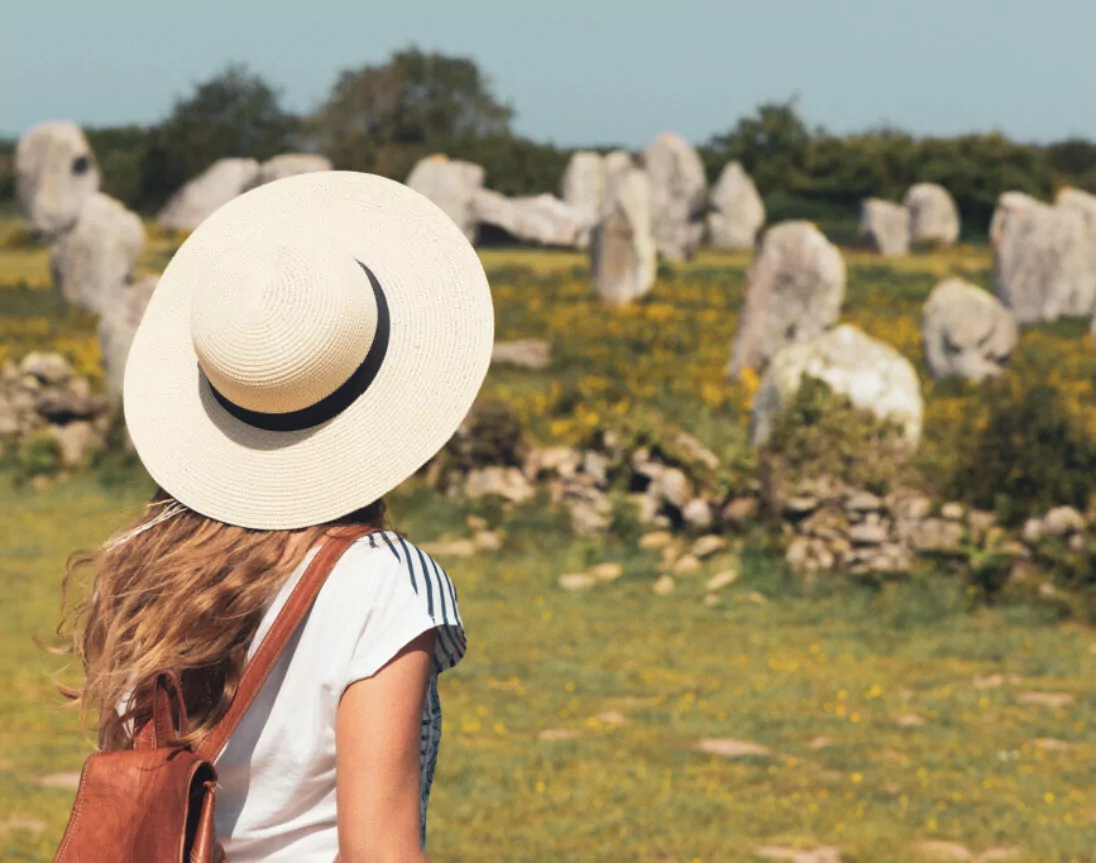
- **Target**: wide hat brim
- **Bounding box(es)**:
[124,171,494,529]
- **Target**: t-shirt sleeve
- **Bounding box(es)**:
[343,532,467,689]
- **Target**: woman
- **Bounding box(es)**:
[60,171,494,861]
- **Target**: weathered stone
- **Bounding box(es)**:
[845,490,883,513]
[691,535,728,559]
[706,569,739,591]
[15,122,100,236]
[674,431,720,471]
[727,221,846,378]
[993,200,1096,323]
[580,450,610,486]
[800,507,848,540]
[643,132,707,261]
[471,189,586,247]
[247,153,332,189]
[564,485,612,534]
[0,396,19,436]
[50,192,145,314]
[590,562,624,582]
[34,388,102,423]
[1043,506,1085,536]
[157,158,261,232]
[48,420,100,467]
[755,847,842,863]
[859,198,910,255]
[525,446,581,480]
[922,278,1018,381]
[988,190,1040,247]
[405,154,484,243]
[908,518,964,554]
[904,182,961,248]
[940,502,965,521]
[639,530,674,550]
[1018,691,1074,709]
[682,498,713,529]
[721,496,759,524]
[561,150,605,245]
[651,467,693,509]
[672,554,702,575]
[559,572,596,591]
[708,162,764,251]
[911,840,970,861]
[1021,517,1044,544]
[848,521,889,546]
[491,339,551,370]
[98,275,158,400]
[783,495,820,516]
[464,466,535,504]
[590,167,657,306]
[694,738,771,758]
[19,352,72,385]
[750,325,923,447]
[652,574,676,595]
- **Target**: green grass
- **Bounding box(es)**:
[3,475,1095,862]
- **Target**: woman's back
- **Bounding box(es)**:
[215,532,465,861]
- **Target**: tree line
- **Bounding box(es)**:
[2,48,1095,242]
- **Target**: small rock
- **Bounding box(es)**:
[0,397,18,436]
[633,492,661,525]
[653,574,676,595]
[848,522,889,546]
[559,573,597,591]
[807,736,833,750]
[0,817,46,833]
[652,467,693,509]
[491,338,551,370]
[590,562,624,582]
[784,495,820,516]
[971,673,1022,690]
[639,530,674,550]
[967,510,997,537]
[581,450,610,486]
[682,498,713,529]
[1021,518,1044,544]
[694,738,771,759]
[672,554,702,575]
[674,431,720,471]
[691,534,728,559]
[39,772,82,790]
[49,421,100,467]
[721,496,759,524]
[660,543,684,566]
[941,502,965,521]
[706,569,739,592]
[1,360,18,383]
[464,466,536,504]
[912,840,972,861]
[895,712,926,727]
[19,351,72,385]
[1018,691,1074,709]
[702,593,721,607]
[1032,737,1070,752]
[466,514,488,531]
[909,518,964,554]
[845,490,883,513]
[538,728,581,741]
[901,495,933,521]
[527,446,581,480]
[473,530,502,551]
[418,539,478,558]
[1043,506,1085,537]
[755,846,843,863]
[594,710,628,726]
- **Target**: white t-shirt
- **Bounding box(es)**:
[213,531,466,862]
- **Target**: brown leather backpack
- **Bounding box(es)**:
[53,526,376,862]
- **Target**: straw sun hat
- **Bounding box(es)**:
[124,171,494,529]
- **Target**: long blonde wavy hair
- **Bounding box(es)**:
[59,488,387,751]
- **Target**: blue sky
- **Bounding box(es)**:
[2,0,1093,147]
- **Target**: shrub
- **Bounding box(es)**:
[16,430,61,480]
[946,380,1096,525]
[760,375,916,495]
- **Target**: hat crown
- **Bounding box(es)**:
[190,238,377,415]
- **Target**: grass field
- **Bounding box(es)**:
[3,475,1096,862]
[3,234,1096,860]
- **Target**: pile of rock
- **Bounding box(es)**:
[15,121,157,399]
[0,352,112,467]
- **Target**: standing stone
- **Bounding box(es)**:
[750,325,923,447]
[157,158,261,232]
[15,122,100,237]
[247,153,332,189]
[993,200,1095,322]
[922,278,1018,381]
[643,132,708,261]
[50,193,145,315]
[727,220,846,378]
[603,150,634,193]
[470,190,585,247]
[858,199,910,256]
[989,191,1039,247]
[1057,187,1096,289]
[708,162,765,251]
[561,151,605,246]
[904,183,961,248]
[98,276,158,400]
[590,167,657,306]
[405,154,485,243]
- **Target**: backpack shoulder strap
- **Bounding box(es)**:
[195,525,378,762]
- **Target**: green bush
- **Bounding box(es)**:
[16,430,61,480]
[946,380,1096,525]
[760,375,916,495]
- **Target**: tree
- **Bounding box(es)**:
[138,65,297,208]
[308,47,513,173]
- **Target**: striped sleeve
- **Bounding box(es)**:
[343,531,466,688]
